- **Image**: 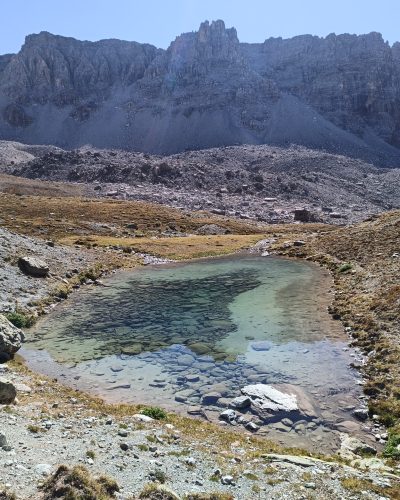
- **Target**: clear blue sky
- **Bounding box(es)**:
[1,0,399,54]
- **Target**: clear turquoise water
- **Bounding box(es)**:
[22,255,366,451]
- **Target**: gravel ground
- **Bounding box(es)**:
[0,227,96,312]
[1,364,399,499]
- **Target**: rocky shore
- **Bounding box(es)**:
[0,358,399,499]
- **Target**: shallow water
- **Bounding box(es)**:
[22,255,368,452]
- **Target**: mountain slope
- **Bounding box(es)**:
[0,21,400,165]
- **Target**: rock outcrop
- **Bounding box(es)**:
[0,21,399,164]
[0,314,24,359]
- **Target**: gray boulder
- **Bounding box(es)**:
[18,256,49,277]
[0,314,25,357]
[293,208,320,223]
[242,384,298,412]
[229,395,252,410]
[219,409,237,424]
[241,383,318,421]
[250,341,272,351]
[340,435,377,459]
[195,224,230,235]
[0,377,17,404]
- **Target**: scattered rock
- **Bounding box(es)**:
[352,408,369,421]
[243,383,319,421]
[35,463,52,476]
[195,224,230,235]
[264,454,316,467]
[0,432,8,448]
[340,435,378,458]
[229,396,251,410]
[221,475,235,485]
[201,392,222,405]
[293,208,319,223]
[219,409,237,424]
[18,256,49,277]
[250,341,272,351]
[132,414,154,423]
[0,378,17,404]
[244,421,260,432]
[0,315,25,357]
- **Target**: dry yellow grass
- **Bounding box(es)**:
[0,173,87,197]
[0,191,266,240]
[280,210,400,431]
[59,234,267,259]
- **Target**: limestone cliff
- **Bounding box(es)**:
[0,21,399,166]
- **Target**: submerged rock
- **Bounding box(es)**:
[250,341,272,351]
[229,395,252,409]
[201,392,222,405]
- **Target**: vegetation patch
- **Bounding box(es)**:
[5,310,35,328]
[383,434,400,460]
[138,483,180,499]
[337,262,352,273]
[141,407,168,420]
[39,465,119,499]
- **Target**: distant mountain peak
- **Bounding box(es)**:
[0,23,399,166]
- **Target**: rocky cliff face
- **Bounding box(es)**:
[242,32,400,146]
[0,21,400,166]
[1,32,160,104]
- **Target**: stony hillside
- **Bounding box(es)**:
[4,142,400,224]
[0,21,400,165]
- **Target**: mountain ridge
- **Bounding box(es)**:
[1,20,400,166]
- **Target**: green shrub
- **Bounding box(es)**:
[5,311,35,328]
[338,262,352,273]
[383,433,400,460]
[141,406,167,420]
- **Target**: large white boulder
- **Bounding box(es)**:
[241,383,318,420]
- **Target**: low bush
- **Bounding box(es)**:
[383,433,400,460]
[338,262,352,273]
[141,407,167,420]
[5,311,35,328]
